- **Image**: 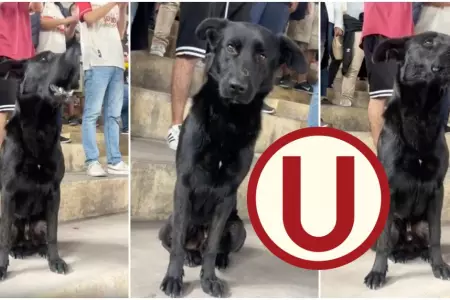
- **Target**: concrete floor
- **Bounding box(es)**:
[321,224,450,298]
[0,214,129,298]
[131,222,318,298]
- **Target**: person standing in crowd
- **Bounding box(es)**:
[320,1,336,105]
[415,2,450,132]
[334,2,364,107]
[166,2,252,150]
[0,2,42,147]
[77,2,129,176]
[251,2,297,114]
[36,2,79,143]
[362,2,414,147]
[149,2,179,57]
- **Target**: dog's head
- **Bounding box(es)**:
[373,31,450,85]
[196,18,307,104]
[0,42,81,106]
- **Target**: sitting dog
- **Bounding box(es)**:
[0,44,81,280]
[159,18,306,298]
[365,31,450,289]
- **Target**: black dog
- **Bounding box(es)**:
[0,44,80,280]
[159,18,306,297]
[365,31,450,289]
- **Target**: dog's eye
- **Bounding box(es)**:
[256,53,266,62]
[424,39,434,47]
[226,44,237,55]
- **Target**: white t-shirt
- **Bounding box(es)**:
[78,2,124,71]
[37,2,66,54]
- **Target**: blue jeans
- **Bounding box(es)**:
[122,83,129,132]
[82,66,124,165]
[308,82,320,127]
[250,2,290,34]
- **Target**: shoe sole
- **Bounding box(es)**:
[262,110,276,115]
[294,88,313,95]
[87,172,107,177]
[107,168,129,175]
[278,83,292,89]
[60,140,72,144]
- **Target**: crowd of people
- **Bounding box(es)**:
[0,2,129,177]
[321,2,450,146]
[130,2,322,150]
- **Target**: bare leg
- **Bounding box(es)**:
[0,112,8,146]
[368,98,386,148]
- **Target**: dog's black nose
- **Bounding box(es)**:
[229,78,248,95]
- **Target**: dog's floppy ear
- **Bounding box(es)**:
[0,59,26,79]
[279,35,307,74]
[196,18,229,50]
[372,37,410,63]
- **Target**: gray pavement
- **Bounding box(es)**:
[131,221,318,298]
[321,224,450,298]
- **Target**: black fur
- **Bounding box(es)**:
[364,32,450,289]
[159,19,306,298]
[0,44,80,280]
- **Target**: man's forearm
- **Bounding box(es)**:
[40,18,69,30]
[65,23,77,39]
[117,8,126,39]
[83,2,117,25]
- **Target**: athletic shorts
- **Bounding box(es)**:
[0,56,17,113]
[175,2,251,59]
[363,34,397,99]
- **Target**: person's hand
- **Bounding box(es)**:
[289,2,298,13]
[334,27,344,37]
[66,15,79,25]
[29,2,43,13]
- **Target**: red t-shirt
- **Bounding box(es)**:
[362,2,414,39]
[0,2,34,60]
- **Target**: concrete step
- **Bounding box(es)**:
[60,172,128,222]
[130,51,313,105]
[0,214,128,297]
[326,88,370,109]
[131,138,256,220]
[131,221,318,298]
[61,125,129,172]
[321,105,369,131]
[130,87,307,154]
[348,131,450,221]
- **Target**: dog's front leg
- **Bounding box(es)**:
[160,180,190,298]
[200,198,233,298]
[0,190,14,280]
[364,213,393,289]
[46,188,68,274]
[428,186,450,279]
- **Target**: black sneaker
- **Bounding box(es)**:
[445,125,450,133]
[293,81,314,94]
[277,74,293,89]
[321,97,333,105]
[262,102,275,114]
[68,116,81,126]
[60,136,72,144]
[121,129,129,135]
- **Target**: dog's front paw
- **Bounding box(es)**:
[215,253,229,270]
[201,275,227,297]
[184,250,202,268]
[48,258,68,274]
[160,275,183,297]
[0,266,7,281]
[364,271,387,290]
[432,263,450,280]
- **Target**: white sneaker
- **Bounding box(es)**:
[87,161,107,177]
[338,99,352,107]
[107,161,129,175]
[167,124,181,151]
[150,44,165,57]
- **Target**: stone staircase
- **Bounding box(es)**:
[130,52,315,220]
[326,77,450,221]
[4,125,130,297]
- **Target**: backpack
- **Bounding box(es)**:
[31,2,69,49]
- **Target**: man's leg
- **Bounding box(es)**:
[0,113,8,146]
[82,67,110,177]
[121,83,129,133]
[104,67,128,175]
[150,2,179,57]
[339,31,365,107]
[167,2,209,150]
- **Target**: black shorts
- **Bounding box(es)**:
[0,56,17,113]
[175,2,252,59]
[363,34,397,99]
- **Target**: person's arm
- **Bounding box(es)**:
[117,3,127,39]
[77,2,117,26]
[289,2,298,14]
[334,2,344,36]
[40,16,77,31]
[29,2,43,13]
[424,2,450,7]
[65,20,78,39]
